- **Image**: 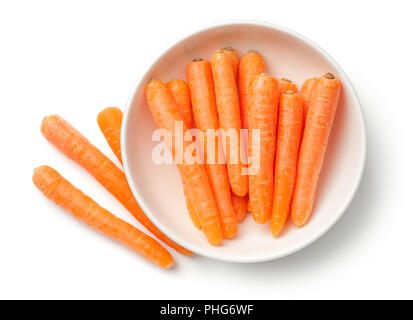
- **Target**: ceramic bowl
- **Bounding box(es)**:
[121,21,366,263]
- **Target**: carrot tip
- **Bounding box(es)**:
[281,78,292,82]
[323,73,335,79]
[247,49,259,54]
[192,58,203,62]
[221,46,235,51]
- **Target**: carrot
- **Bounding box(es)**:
[211,49,248,197]
[278,78,298,95]
[33,166,174,269]
[248,74,279,224]
[247,196,251,212]
[165,81,201,229]
[271,91,304,237]
[97,107,123,164]
[300,77,317,118]
[182,185,201,229]
[146,79,222,246]
[291,73,341,227]
[238,50,266,130]
[166,80,194,129]
[218,47,239,79]
[231,192,248,222]
[41,115,193,256]
[186,59,237,238]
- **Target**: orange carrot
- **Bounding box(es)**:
[278,78,298,95]
[300,77,317,118]
[231,192,248,222]
[165,81,201,229]
[182,185,201,229]
[97,107,123,164]
[291,73,341,227]
[248,74,279,224]
[167,80,194,129]
[211,49,248,197]
[97,107,201,230]
[271,92,304,237]
[41,115,193,256]
[238,50,266,130]
[186,59,237,238]
[33,166,174,269]
[146,79,222,246]
[219,47,239,79]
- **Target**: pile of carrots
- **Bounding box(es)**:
[33,46,341,269]
[146,47,341,245]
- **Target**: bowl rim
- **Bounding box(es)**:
[121,20,367,263]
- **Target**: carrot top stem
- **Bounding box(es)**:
[324,72,335,79]
[193,58,203,62]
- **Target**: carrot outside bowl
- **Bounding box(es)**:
[121,21,366,263]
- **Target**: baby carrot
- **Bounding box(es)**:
[248,74,279,224]
[146,79,222,246]
[166,79,194,129]
[238,50,266,130]
[271,92,304,237]
[291,73,341,227]
[186,59,237,238]
[300,77,317,118]
[278,78,298,95]
[41,115,193,256]
[97,107,123,164]
[97,107,201,230]
[182,185,201,229]
[218,47,239,79]
[231,192,248,222]
[247,196,251,212]
[165,81,201,229]
[211,49,248,197]
[33,166,174,269]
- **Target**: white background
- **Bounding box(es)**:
[1,0,412,299]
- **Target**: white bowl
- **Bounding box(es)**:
[121,21,366,263]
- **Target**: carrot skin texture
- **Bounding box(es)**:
[300,78,317,119]
[248,74,279,224]
[231,193,248,222]
[33,166,174,269]
[291,74,342,227]
[183,185,201,229]
[211,51,248,197]
[97,107,123,164]
[271,93,304,237]
[167,80,194,129]
[186,60,237,238]
[278,78,298,95]
[166,80,201,229]
[219,47,239,80]
[41,115,193,256]
[146,80,222,246]
[239,50,266,130]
